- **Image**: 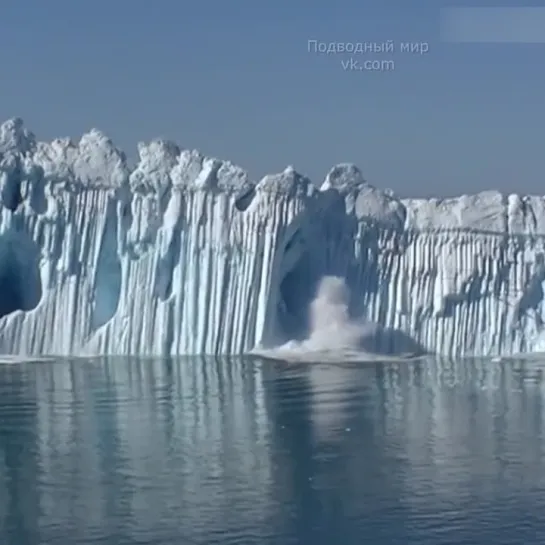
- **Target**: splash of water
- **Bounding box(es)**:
[252,275,422,362]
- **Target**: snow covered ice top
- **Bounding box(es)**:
[1,117,545,358]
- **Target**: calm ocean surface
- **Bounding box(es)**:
[1,355,545,544]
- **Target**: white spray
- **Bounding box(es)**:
[253,275,421,362]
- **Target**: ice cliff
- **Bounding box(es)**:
[1,117,545,358]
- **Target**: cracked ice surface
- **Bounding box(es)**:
[1,117,545,357]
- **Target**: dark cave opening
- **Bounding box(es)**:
[91,199,122,331]
[234,186,256,212]
[154,227,182,302]
[269,244,426,356]
[275,252,318,343]
[262,192,426,355]
[1,175,23,212]
[0,231,42,319]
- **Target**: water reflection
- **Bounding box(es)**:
[262,359,411,542]
[261,356,545,543]
[0,356,545,545]
[1,357,273,544]
[0,365,41,544]
[378,358,545,520]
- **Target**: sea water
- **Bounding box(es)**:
[1,355,545,544]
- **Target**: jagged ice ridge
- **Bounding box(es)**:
[1,117,545,358]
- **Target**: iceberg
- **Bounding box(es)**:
[1,117,545,358]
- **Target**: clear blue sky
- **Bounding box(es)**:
[1,0,544,197]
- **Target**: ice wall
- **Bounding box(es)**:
[1,117,545,357]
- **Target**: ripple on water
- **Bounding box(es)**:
[0,356,545,544]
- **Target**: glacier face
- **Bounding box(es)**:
[1,117,545,358]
